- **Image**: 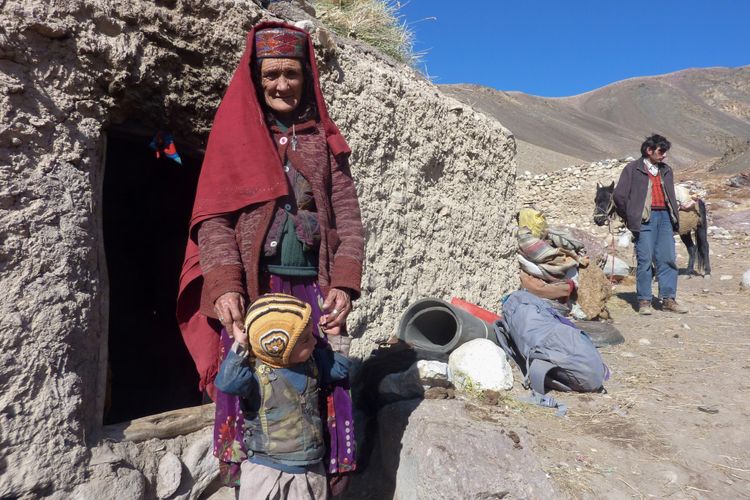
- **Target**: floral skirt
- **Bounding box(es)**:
[213,274,356,486]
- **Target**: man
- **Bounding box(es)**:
[613,134,687,315]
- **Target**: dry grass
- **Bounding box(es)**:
[312,0,418,64]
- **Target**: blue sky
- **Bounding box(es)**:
[398,0,750,97]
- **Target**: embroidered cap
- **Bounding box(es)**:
[255,27,308,59]
[245,293,312,368]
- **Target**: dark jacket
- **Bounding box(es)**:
[613,158,679,233]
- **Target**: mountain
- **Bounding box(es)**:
[441,66,750,173]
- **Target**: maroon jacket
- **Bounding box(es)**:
[197,120,364,317]
[613,158,679,233]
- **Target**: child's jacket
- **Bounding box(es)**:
[215,342,350,472]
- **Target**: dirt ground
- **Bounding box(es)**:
[487,170,750,499]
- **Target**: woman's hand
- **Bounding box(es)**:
[214,292,246,335]
[320,287,352,334]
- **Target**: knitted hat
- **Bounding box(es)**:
[254,27,308,59]
[245,293,312,368]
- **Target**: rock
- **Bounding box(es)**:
[720,275,734,281]
[448,339,513,392]
[72,467,146,500]
[377,400,558,499]
[173,429,218,500]
[156,452,182,499]
[378,364,424,401]
[293,19,315,33]
[416,359,450,387]
[742,269,750,290]
[638,338,651,346]
[378,360,451,402]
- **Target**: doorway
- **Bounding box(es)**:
[102,128,202,424]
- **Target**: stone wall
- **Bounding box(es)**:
[0,1,516,497]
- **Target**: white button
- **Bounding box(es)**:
[346,448,351,453]
[284,204,292,211]
[270,241,277,247]
[284,165,290,172]
[345,420,350,426]
[279,137,288,145]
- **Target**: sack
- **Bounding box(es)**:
[494,291,607,394]
[518,208,548,239]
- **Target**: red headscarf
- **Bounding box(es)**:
[176,22,350,395]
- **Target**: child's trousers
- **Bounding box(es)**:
[239,460,328,500]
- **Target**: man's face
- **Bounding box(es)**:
[288,322,315,365]
[260,58,304,118]
[646,146,667,164]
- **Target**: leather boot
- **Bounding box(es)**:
[662,298,688,314]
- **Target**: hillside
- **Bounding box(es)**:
[442,66,750,172]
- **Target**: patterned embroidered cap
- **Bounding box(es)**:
[245,293,312,368]
[255,27,308,59]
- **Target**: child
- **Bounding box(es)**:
[214,293,350,500]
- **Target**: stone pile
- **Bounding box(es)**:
[516,158,630,237]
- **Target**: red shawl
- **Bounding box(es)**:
[176,21,350,395]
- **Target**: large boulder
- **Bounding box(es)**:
[373,399,558,499]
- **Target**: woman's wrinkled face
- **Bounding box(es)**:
[260,58,304,118]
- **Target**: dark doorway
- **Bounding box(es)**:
[103,128,202,424]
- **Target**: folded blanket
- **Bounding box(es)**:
[517,227,560,263]
[547,225,585,252]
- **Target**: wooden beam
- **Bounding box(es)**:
[101,403,215,442]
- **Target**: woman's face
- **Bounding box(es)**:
[260,58,305,118]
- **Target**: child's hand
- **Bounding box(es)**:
[231,321,249,346]
[319,315,342,336]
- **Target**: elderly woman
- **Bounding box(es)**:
[177,22,364,492]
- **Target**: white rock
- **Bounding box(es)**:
[682,323,691,330]
[293,20,315,32]
[156,452,182,499]
[742,269,750,290]
[416,360,450,387]
[638,338,651,346]
[448,339,513,392]
[720,275,733,281]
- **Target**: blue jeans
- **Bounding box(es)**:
[634,210,678,301]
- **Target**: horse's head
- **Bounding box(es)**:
[593,181,615,226]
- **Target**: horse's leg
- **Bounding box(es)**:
[680,232,695,275]
[696,199,711,276]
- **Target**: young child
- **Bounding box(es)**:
[214,293,350,500]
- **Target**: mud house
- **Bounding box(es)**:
[0,1,517,497]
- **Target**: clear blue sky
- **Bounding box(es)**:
[398,0,750,97]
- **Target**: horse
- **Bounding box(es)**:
[593,182,711,276]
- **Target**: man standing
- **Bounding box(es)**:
[613,134,687,315]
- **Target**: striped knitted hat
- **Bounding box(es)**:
[245,293,312,368]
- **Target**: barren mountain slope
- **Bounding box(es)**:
[443,66,750,172]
